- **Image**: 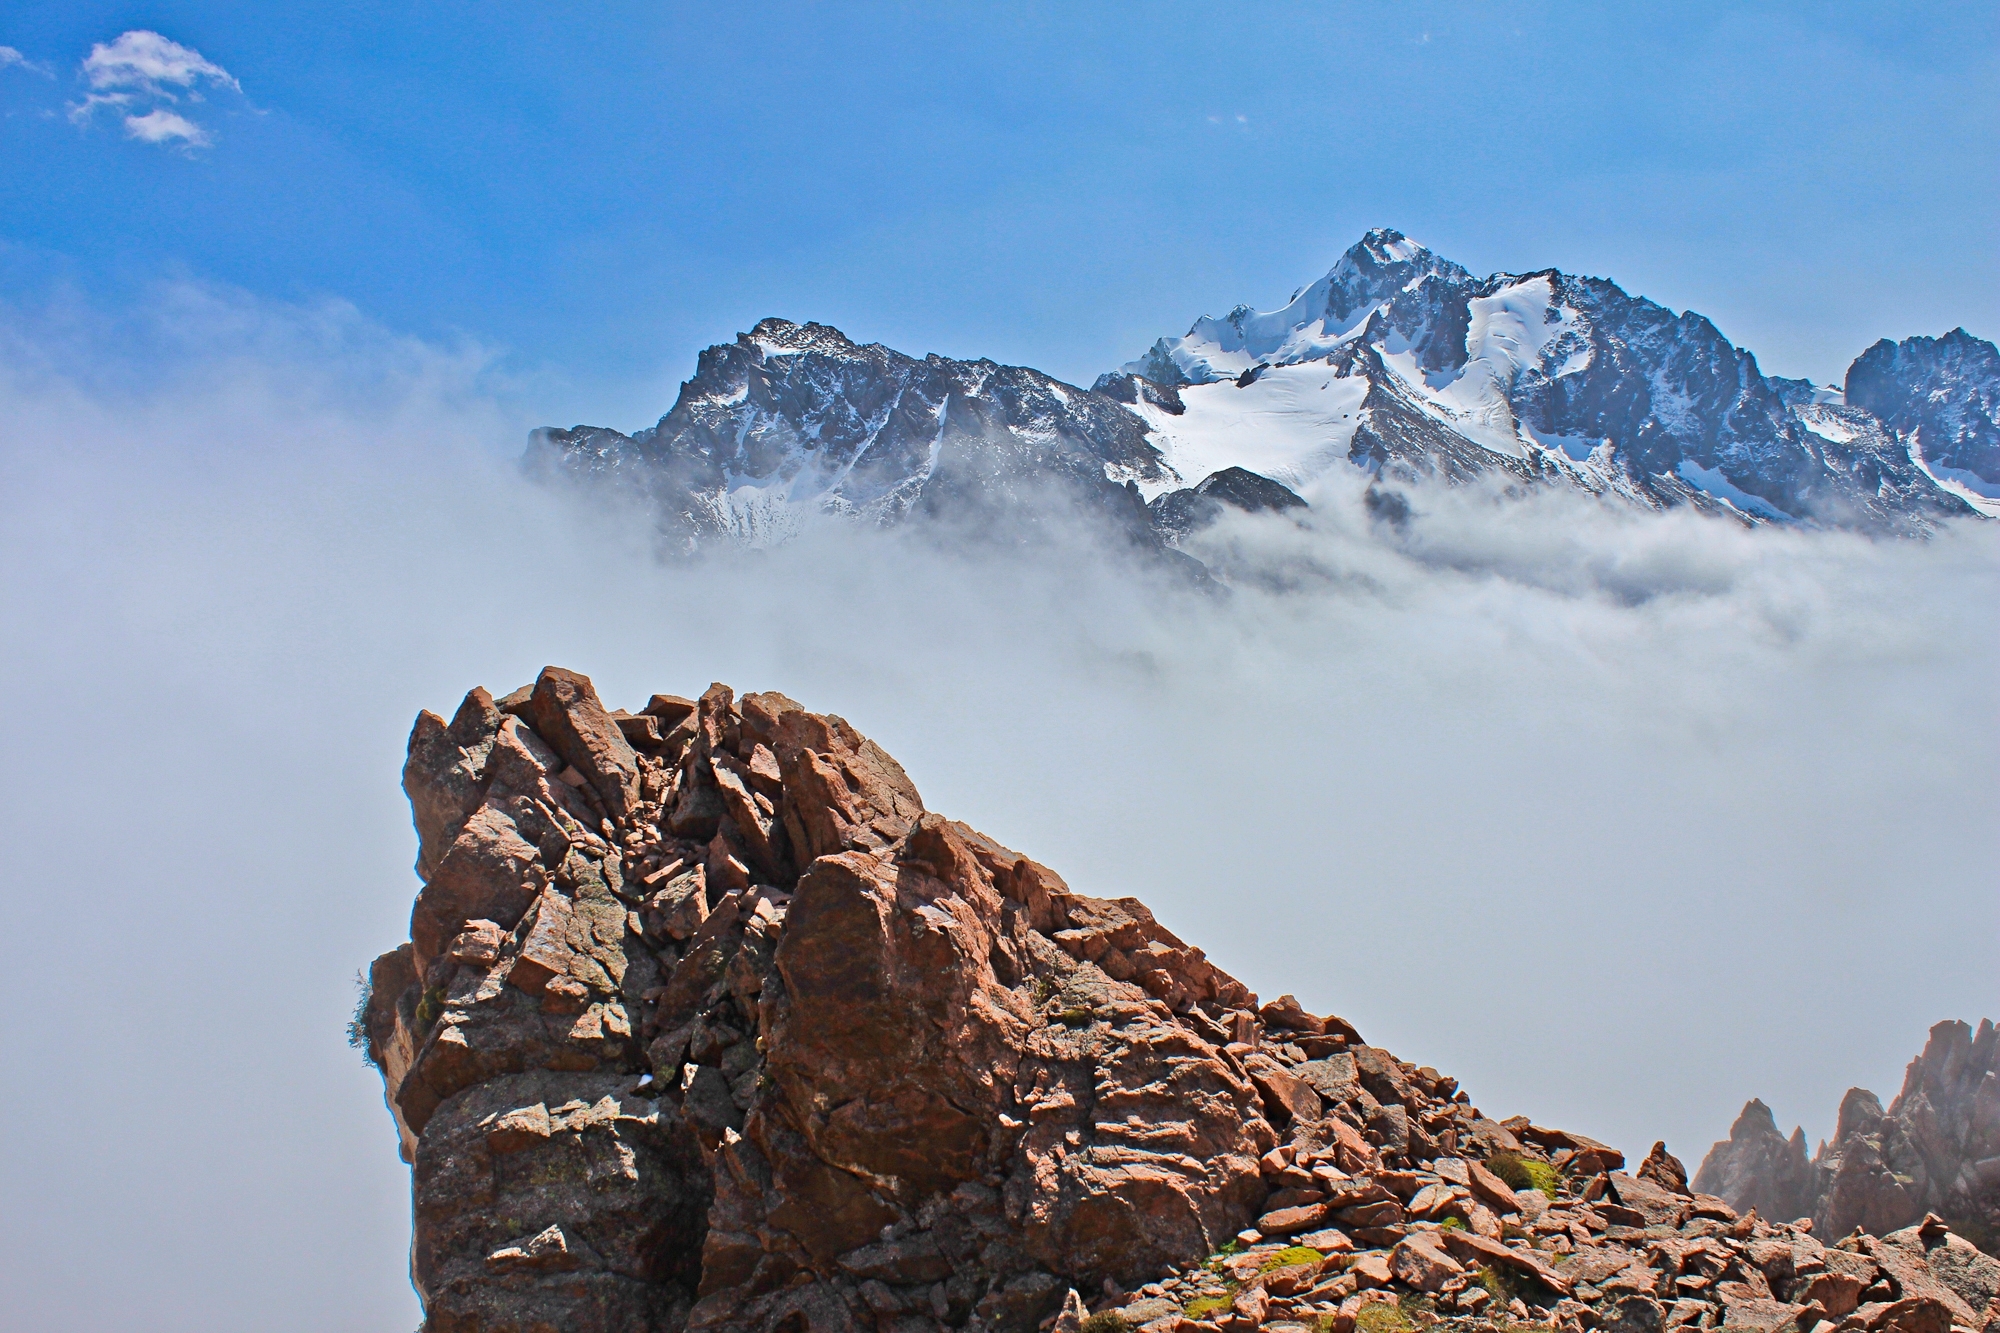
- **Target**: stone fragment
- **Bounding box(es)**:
[1845,1298,1954,1333]
[486,1223,580,1272]
[1468,1159,1523,1215]
[447,918,504,966]
[1390,1233,1465,1291]
[1261,994,1325,1035]
[1602,1295,1667,1333]
[1259,1203,1331,1235]
[1800,1272,1866,1318]
[1641,1141,1693,1196]
[1352,1253,1394,1289]
[1607,1171,1693,1227]
[526,666,641,819]
[1437,1228,1574,1296]
[1245,1053,1324,1126]
[484,1101,552,1153]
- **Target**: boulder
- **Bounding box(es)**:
[1390,1233,1464,1291]
[526,666,642,819]
[1641,1142,1694,1197]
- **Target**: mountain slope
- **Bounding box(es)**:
[1119,229,1983,533]
[529,318,1185,553]
[530,231,1997,550]
[1846,328,2000,516]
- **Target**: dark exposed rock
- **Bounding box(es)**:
[1145,466,1309,541]
[528,318,1183,561]
[1847,329,2000,486]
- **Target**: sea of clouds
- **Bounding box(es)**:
[2,286,1994,1331]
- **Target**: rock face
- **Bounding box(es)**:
[1691,1101,1817,1226]
[1846,329,2000,493]
[527,317,1257,561]
[1695,1022,2000,1254]
[363,670,1996,1332]
[1147,467,1310,542]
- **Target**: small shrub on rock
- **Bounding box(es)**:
[1355,1301,1414,1333]
[1486,1151,1560,1199]
[1261,1245,1328,1270]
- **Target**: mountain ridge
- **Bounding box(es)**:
[530,230,1998,556]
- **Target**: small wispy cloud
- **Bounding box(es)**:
[1,45,53,76]
[122,108,210,148]
[68,30,239,150]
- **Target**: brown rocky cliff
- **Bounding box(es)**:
[365,670,1296,1330]
[1695,1022,2000,1255]
[362,669,1999,1333]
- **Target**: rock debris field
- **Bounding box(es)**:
[360,669,2000,1333]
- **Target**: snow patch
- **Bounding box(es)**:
[1800,413,1858,445]
[1126,363,1369,497]
[1525,425,1609,463]
[1676,461,1794,522]
[1909,433,2000,517]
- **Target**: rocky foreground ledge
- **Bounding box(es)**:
[360,670,2000,1333]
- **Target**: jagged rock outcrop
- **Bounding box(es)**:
[363,671,1996,1332]
[1695,1022,2000,1255]
[1691,1101,1817,1226]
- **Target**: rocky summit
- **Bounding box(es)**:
[528,231,2000,556]
[360,670,2000,1333]
[1694,1023,2000,1253]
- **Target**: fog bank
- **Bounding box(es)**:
[1,294,1994,1331]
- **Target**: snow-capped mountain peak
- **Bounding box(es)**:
[1112,231,1994,531]
[530,231,1997,557]
[1127,227,1474,387]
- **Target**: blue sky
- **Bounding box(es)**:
[4,3,1996,427]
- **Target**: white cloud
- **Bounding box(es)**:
[81,30,238,96]
[121,107,211,147]
[69,30,238,149]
